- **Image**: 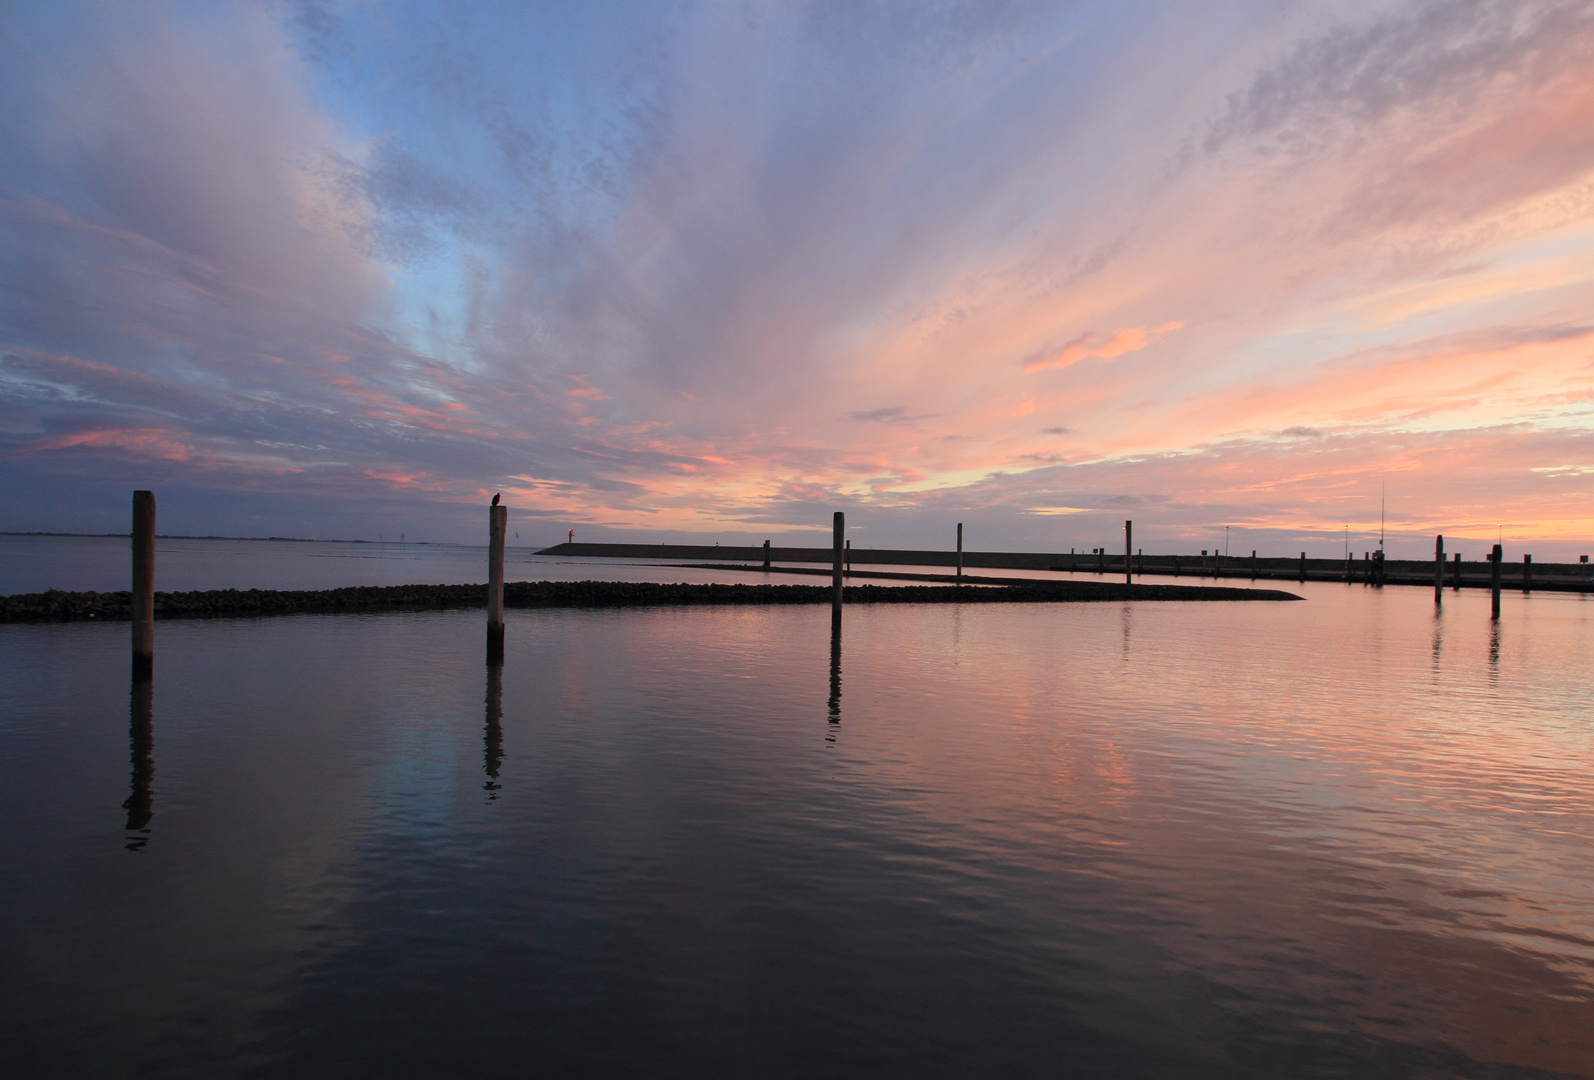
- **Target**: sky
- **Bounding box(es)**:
[2,0,1593,558]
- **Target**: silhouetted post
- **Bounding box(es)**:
[956,523,963,584]
[1452,551,1461,590]
[1251,549,1257,581]
[1344,551,1352,583]
[1523,554,1532,593]
[483,661,503,798]
[1491,543,1502,619]
[1137,548,1143,577]
[763,539,771,568]
[1434,535,1444,602]
[487,503,506,661]
[846,538,852,576]
[1299,552,1306,583]
[1124,520,1132,585]
[832,512,844,612]
[1098,547,1105,575]
[132,490,155,679]
[828,607,842,731]
[124,675,154,845]
[1173,554,1179,578]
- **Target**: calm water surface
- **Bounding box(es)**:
[2,575,1591,1077]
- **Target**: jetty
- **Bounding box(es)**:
[538,542,1594,592]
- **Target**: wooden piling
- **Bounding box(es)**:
[487,503,506,661]
[1299,552,1306,584]
[956,523,963,584]
[1523,553,1532,593]
[846,539,851,576]
[763,539,771,568]
[1251,549,1257,581]
[132,490,155,678]
[1491,543,1502,619]
[1452,551,1461,591]
[1434,535,1444,602]
[832,512,844,611]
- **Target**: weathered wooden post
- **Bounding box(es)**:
[846,539,852,576]
[1124,520,1132,585]
[763,539,771,568]
[1299,552,1306,583]
[1137,548,1143,577]
[1491,543,1502,619]
[1251,549,1257,581]
[1097,547,1105,575]
[956,523,963,584]
[487,502,506,661]
[832,512,844,612]
[1434,535,1444,602]
[1523,553,1532,594]
[1452,551,1461,590]
[132,490,155,678]
[124,675,154,839]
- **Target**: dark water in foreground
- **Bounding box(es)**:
[2,583,1592,1077]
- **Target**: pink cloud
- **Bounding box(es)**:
[1024,323,1184,374]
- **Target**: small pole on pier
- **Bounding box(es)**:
[1523,553,1532,594]
[1137,548,1142,577]
[846,538,852,576]
[763,539,770,568]
[1490,543,1502,619]
[132,490,155,679]
[1124,521,1132,585]
[487,501,506,662]
[1434,535,1444,603]
[1299,552,1306,584]
[832,512,844,612]
[1251,549,1257,581]
[956,523,963,585]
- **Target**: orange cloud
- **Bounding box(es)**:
[1024,322,1184,374]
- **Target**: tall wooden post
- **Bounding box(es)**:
[1523,553,1532,594]
[763,539,771,568]
[956,523,963,584]
[1250,549,1257,581]
[1124,521,1132,585]
[832,512,844,612]
[1452,551,1461,591]
[487,503,506,661]
[846,539,851,576]
[1434,535,1444,602]
[132,490,155,679]
[1491,543,1502,619]
[1299,552,1306,583]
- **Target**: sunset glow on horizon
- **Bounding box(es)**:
[3,1,1593,557]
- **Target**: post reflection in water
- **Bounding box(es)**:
[124,675,153,850]
[484,661,504,799]
[826,610,842,743]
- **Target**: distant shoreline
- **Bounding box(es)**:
[0,579,1301,623]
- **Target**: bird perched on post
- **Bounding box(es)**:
[491,492,500,506]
